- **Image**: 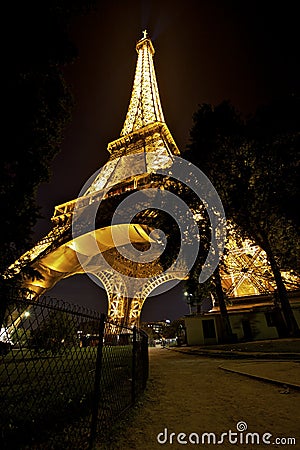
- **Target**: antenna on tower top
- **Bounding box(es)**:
[142,29,148,39]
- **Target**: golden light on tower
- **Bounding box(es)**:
[4,32,299,328]
[4,32,186,327]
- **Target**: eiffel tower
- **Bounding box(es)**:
[6,32,298,329]
[5,31,187,327]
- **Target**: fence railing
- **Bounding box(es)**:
[0,294,148,449]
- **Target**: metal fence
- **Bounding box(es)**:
[0,294,148,449]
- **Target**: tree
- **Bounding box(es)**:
[1,1,97,273]
[163,319,186,345]
[185,97,300,337]
[185,254,235,343]
[30,310,77,354]
[247,94,300,232]
[1,1,98,326]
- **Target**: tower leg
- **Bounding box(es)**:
[92,270,128,324]
[127,296,145,328]
[94,270,185,328]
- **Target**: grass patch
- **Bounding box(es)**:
[0,345,134,448]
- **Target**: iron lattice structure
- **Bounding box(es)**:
[4,33,185,327]
[4,32,298,326]
[221,232,299,299]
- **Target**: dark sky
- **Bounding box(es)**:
[33,0,299,321]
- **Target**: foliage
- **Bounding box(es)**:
[184,95,300,336]
[140,323,161,341]
[186,97,300,271]
[30,311,77,354]
[247,94,300,231]
[163,319,185,339]
[10,326,32,346]
[1,0,98,274]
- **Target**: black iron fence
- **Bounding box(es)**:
[0,294,148,449]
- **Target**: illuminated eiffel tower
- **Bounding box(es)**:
[6,32,298,328]
[5,31,186,327]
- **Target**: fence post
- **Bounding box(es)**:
[142,333,149,389]
[131,326,137,405]
[89,313,106,449]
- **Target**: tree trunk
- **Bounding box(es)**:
[262,236,300,337]
[214,267,235,343]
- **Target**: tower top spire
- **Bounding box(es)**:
[120,31,164,136]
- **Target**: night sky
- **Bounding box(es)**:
[33,0,299,321]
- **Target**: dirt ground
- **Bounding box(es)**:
[99,347,300,450]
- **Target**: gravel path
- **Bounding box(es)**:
[99,347,300,449]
